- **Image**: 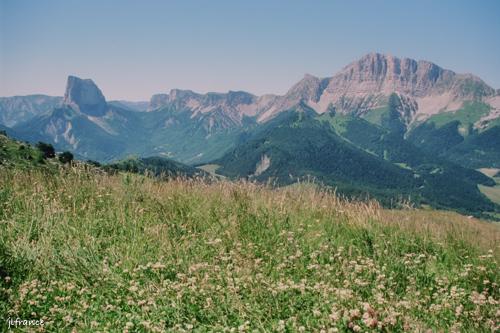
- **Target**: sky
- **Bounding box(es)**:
[1,0,499,101]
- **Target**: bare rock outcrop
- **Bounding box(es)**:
[63,76,107,116]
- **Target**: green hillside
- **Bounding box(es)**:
[360,93,407,136]
[407,102,500,168]
[133,106,253,164]
[215,109,420,204]
[318,113,495,210]
[443,125,500,169]
[215,109,497,215]
[0,133,46,168]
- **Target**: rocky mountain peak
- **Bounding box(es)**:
[331,53,460,97]
[303,73,318,80]
[149,93,170,110]
[358,54,494,98]
[63,76,107,116]
[225,91,256,106]
[285,73,327,103]
[169,89,199,101]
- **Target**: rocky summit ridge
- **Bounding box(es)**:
[2,53,497,129]
[145,53,498,126]
[63,76,108,116]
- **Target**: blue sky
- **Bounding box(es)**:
[1,0,499,100]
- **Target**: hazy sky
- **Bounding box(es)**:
[1,0,499,100]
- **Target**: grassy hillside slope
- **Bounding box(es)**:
[406,101,500,169]
[1,163,499,332]
[444,126,500,169]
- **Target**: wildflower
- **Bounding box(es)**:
[455,304,463,317]
[152,262,166,270]
[363,303,375,316]
[470,291,486,305]
[363,314,377,328]
[349,308,361,320]
[329,310,340,322]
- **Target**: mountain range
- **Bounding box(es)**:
[2,53,499,215]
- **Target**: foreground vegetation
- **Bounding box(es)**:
[1,161,499,332]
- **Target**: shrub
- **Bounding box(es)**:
[58,151,74,164]
[86,160,101,167]
[36,142,55,159]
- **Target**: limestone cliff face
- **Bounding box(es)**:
[327,53,457,97]
[319,53,494,114]
[148,94,170,111]
[258,53,496,123]
[63,76,107,116]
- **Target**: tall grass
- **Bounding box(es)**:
[0,165,499,332]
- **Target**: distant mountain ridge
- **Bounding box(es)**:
[0,95,62,127]
[1,54,498,164]
[109,100,149,112]
[144,53,499,131]
[1,53,499,166]
[3,53,499,134]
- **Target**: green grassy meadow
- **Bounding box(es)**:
[1,162,499,332]
[478,168,500,207]
[479,183,500,205]
[1,133,499,332]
